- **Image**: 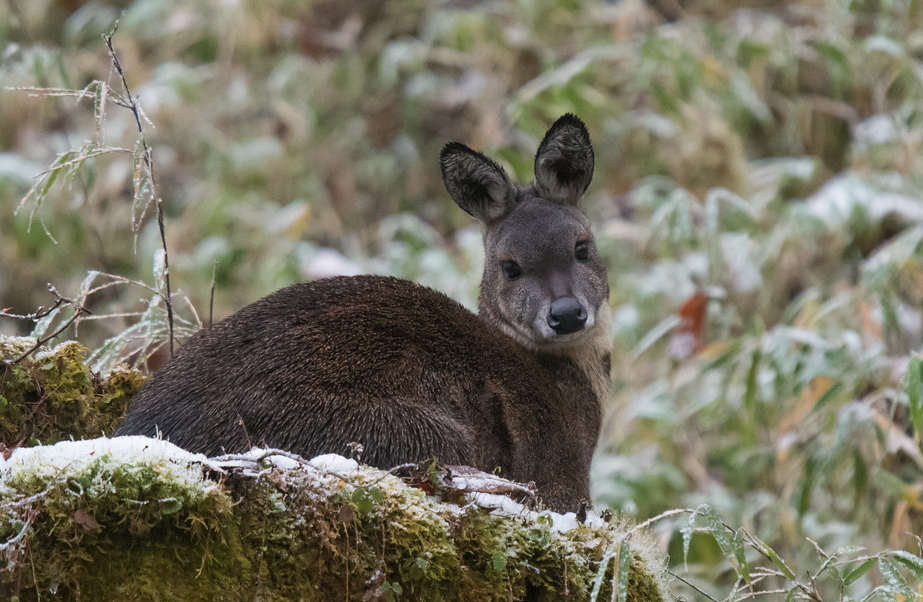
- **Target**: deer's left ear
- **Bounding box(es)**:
[533,114,594,206]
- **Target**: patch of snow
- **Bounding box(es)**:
[2,438,610,536]
[582,509,611,530]
[0,153,42,186]
[854,113,900,148]
[721,232,763,294]
[309,453,359,474]
[0,335,36,349]
[246,447,301,469]
[32,340,81,362]
[0,436,219,491]
[546,511,580,533]
[466,492,530,516]
[450,473,514,490]
[463,492,610,533]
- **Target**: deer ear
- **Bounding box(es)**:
[441,142,515,224]
[533,114,594,206]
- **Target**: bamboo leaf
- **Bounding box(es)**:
[681,525,693,572]
[698,505,745,579]
[38,156,65,201]
[742,349,761,445]
[733,532,750,585]
[616,539,631,602]
[748,533,796,581]
[877,557,915,599]
[632,315,682,359]
[490,550,506,573]
[843,558,876,586]
[907,356,923,443]
[891,550,923,581]
[807,380,843,416]
[589,539,619,602]
[835,545,866,556]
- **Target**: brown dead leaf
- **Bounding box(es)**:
[74,509,100,531]
[338,503,355,525]
[669,291,708,359]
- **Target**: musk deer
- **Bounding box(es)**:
[115,114,611,512]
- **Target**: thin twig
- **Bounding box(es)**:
[181,296,203,330]
[730,588,792,600]
[667,570,720,602]
[33,146,129,177]
[103,21,174,358]
[11,284,91,364]
[209,259,218,329]
[0,508,39,553]
[81,271,163,298]
[1,301,61,321]
[627,507,691,537]
[0,483,54,553]
[30,544,41,602]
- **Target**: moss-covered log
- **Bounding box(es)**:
[1,438,668,601]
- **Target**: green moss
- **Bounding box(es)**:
[1,440,243,601]
[1,442,669,601]
[0,336,147,447]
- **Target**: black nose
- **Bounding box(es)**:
[548,297,587,335]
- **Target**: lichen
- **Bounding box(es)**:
[0,336,147,447]
[1,439,669,601]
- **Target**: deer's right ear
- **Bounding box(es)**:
[440,142,515,224]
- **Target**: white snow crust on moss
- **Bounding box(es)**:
[465,492,611,533]
[0,335,36,350]
[1,337,84,363]
[306,452,360,473]
[0,436,221,494]
[2,436,607,535]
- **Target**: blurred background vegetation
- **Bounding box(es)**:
[2,0,923,599]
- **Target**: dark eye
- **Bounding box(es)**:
[575,240,591,262]
[500,260,522,280]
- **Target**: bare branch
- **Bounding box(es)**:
[103,21,175,358]
[667,570,720,602]
[209,260,218,329]
[627,507,692,537]
[33,146,129,176]
[9,284,92,364]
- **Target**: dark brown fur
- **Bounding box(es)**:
[115,114,610,512]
